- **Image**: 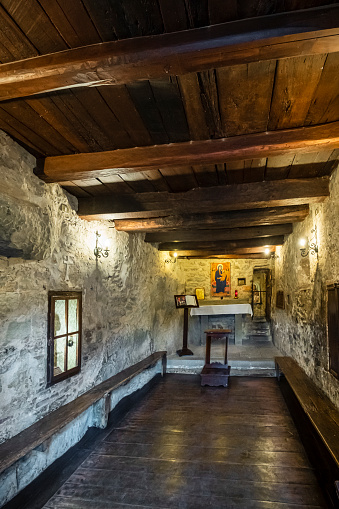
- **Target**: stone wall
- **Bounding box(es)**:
[0,130,184,445]
[181,257,272,301]
[272,164,339,409]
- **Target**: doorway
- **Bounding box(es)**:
[252,268,272,321]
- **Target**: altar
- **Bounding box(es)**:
[190,301,253,345]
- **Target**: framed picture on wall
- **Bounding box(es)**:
[238,278,246,286]
[211,262,231,297]
[195,288,205,300]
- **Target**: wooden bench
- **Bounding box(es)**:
[0,351,166,477]
[275,356,339,508]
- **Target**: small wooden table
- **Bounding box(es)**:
[201,329,231,387]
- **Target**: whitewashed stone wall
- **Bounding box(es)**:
[0,130,184,445]
[272,164,339,409]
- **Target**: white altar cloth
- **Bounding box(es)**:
[190,303,252,316]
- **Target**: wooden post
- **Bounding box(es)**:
[177,307,194,356]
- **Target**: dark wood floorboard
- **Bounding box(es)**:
[30,376,331,508]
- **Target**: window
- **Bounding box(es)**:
[327,284,339,379]
[47,291,82,385]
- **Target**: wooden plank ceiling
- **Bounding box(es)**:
[0,0,338,259]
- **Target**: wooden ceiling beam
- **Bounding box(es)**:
[145,224,293,243]
[176,254,273,260]
[171,247,276,257]
[159,236,284,252]
[114,205,309,232]
[39,122,339,182]
[0,5,338,101]
[78,178,328,220]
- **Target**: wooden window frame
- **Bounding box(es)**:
[327,283,339,380]
[47,291,82,386]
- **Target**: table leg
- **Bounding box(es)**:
[205,335,211,365]
[224,336,228,365]
[234,314,243,345]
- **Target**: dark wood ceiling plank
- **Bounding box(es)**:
[0,0,68,54]
[159,166,198,193]
[177,73,210,140]
[158,235,285,251]
[305,52,339,126]
[288,151,333,179]
[0,4,38,63]
[158,0,188,32]
[198,70,223,139]
[145,224,293,243]
[81,0,129,40]
[119,172,158,193]
[36,1,89,48]
[73,88,133,150]
[98,86,152,147]
[218,60,276,136]
[283,0,337,11]
[141,170,171,192]
[25,96,90,153]
[225,161,245,184]
[114,205,310,232]
[61,181,91,198]
[208,0,238,24]
[265,153,295,181]
[127,81,169,145]
[40,122,339,182]
[1,6,339,101]
[237,0,281,18]
[47,93,103,153]
[243,158,267,183]
[65,88,129,151]
[184,0,209,28]
[51,0,100,44]
[0,103,64,156]
[98,175,134,194]
[120,0,164,37]
[77,178,328,220]
[0,115,42,156]
[70,178,111,196]
[216,163,227,185]
[268,54,326,130]
[191,164,219,187]
[318,149,339,176]
[0,41,16,65]
[149,77,190,142]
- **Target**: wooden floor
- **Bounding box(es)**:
[41,375,326,508]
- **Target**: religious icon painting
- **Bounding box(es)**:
[211,262,231,297]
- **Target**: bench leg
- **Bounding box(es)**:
[162,353,167,376]
[93,393,110,429]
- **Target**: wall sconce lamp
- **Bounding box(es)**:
[299,226,318,257]
[94,231,110,259]
[165,252,178,264]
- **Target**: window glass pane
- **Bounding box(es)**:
[54,299,67,336]
[54,337,66,375]
[67,334,78,370]
[68,299,79,333]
